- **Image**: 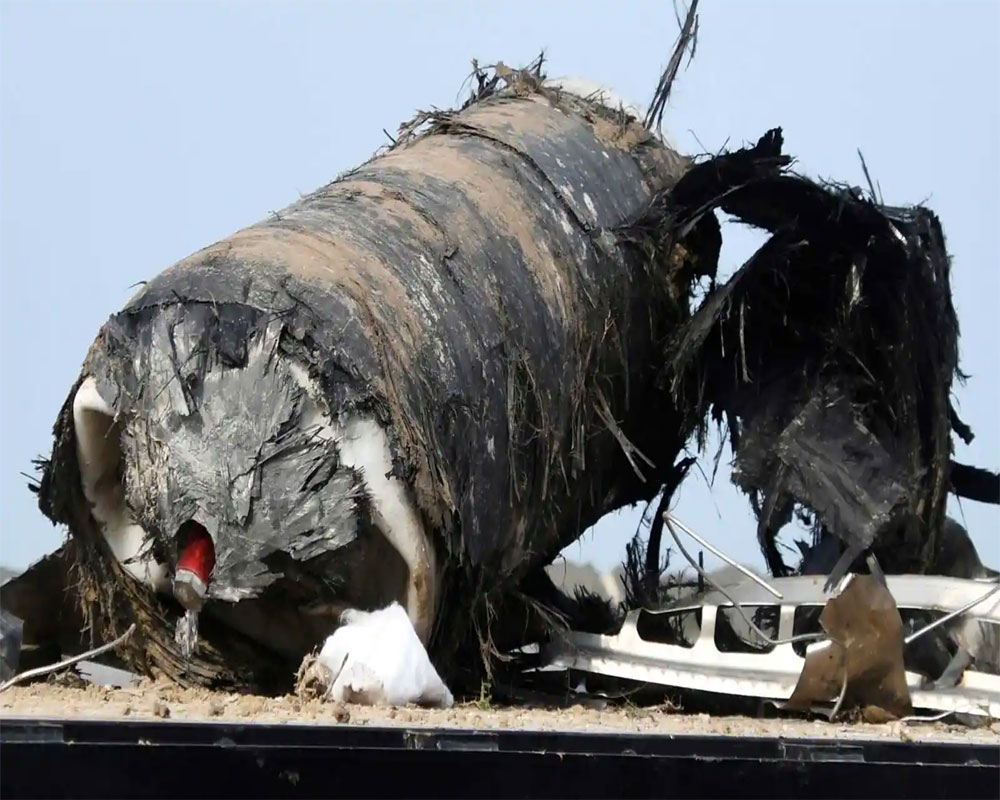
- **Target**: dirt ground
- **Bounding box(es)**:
[2,680,997,744]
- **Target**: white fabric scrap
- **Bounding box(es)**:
[316,602,454,708]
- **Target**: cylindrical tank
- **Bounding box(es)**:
[36,70,703,690]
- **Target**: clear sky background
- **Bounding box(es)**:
[1,0,997,577]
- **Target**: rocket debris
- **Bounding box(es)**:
[12,36,998,700]
[30,61,702,692]
[543,515,999,722]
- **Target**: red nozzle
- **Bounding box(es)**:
[178,523,215,579]
[173,522,215,611]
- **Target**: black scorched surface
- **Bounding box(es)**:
[34,77,703,689]
[651,129,996,585]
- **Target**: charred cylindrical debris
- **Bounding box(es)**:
[30,58,997,695]
[34,66,703,690]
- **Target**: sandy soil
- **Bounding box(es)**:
[2,680,997,744]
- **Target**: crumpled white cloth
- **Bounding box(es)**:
[316,602,453,708]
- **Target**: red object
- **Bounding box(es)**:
[177,523,216,582]
[173,522,216,611]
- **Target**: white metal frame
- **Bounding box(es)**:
[542,574,1000,718]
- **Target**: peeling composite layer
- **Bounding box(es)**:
[656,129,999,583]
[35,75,700,689]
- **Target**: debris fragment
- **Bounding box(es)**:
[785,574,912,720]
[294,654,329,702]
[0,624,136,693]
[543,514,1000,722]
[12,7,998,705]
[303,602,454,708]
[0,611,23,683]
[0,544,88,675]
[30,57,703,692]
[657,134,996,581]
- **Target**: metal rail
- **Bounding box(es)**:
[1,716,996,799]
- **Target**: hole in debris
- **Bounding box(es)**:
[175,519,209,550]
[715,606,779,653]
[175,521,215,580]
[636,608,701,647]
[899,608,959,680]
[792,606,825,657]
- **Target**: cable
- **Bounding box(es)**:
[663,514,826,648]
[903,582,1000,646]
[0,624,137,693]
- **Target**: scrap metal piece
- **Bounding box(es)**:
[665,513,783,599]
[0,545,89,674]
[0,624,136,693]
[663,513,821,648]
[905,582,1000,647]
[785,574,912,719]
[542,574,1000,718]
[543,598,811,704]
[772,390,910,588]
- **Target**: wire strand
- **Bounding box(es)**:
[0,624,137,693]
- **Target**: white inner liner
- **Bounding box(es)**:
[73,377,170,592]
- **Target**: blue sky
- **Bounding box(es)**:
[1,0,997,576]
